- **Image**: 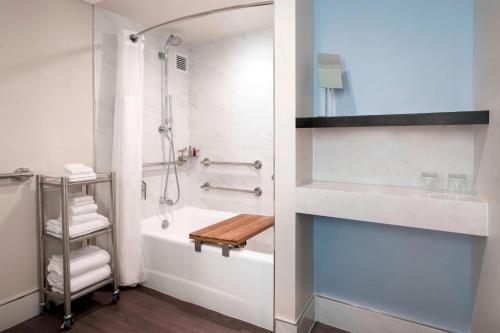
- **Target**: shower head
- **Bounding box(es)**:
[166,34,182,47]
[159,34,182,59]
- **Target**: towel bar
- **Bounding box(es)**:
[0,167,34,181]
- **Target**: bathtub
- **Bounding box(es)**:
[141,206,274,330]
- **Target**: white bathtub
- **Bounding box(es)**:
[141,206,274,330]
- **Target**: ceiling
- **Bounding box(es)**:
[95,0,274,43]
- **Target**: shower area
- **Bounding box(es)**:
[93,3,274,330]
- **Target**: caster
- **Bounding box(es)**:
[60,314,76,330]
[61,318,72,331]
[112,290,120,304]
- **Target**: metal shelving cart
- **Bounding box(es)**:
[36,172,120,330]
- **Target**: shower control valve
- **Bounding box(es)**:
[158,124,168,134]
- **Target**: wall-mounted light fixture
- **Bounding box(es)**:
[318,53,343,116]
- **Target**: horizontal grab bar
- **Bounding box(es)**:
[200,158,262,169]
[0,168,34,181]
[142,161,184,168]
[200,182,262,196]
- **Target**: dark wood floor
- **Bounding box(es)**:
[3,286,346,333]
[311,322,350,333]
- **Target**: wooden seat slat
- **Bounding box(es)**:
[189,214,274,247]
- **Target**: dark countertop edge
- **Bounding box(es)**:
[296,111,490,128]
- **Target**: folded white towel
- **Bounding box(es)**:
[46,216,109,238]
[68,173,97,183]
[68,203,98,216]
[47,245,110,278]
[58,212,99,225]
[48,265,111,294]
[69,194,94,204]
[72,199,95,207]
[64,163,94,176]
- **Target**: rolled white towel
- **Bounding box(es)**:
[46,215,109,238]
[48,265,111,293]
[48,245,110,278]
[64,163,94,176]
[69,203,98,216]
[68,173,97,183]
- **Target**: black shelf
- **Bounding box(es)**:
[296,111,489,128]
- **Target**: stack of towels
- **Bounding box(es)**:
[46,193,109,238]
[64,163,97,182]
[47,245,111,294]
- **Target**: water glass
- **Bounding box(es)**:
[420,172,439,192]
[448,174,467,193]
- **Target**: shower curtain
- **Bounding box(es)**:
[111,31,145,286]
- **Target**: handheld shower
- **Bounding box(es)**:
[158,34,182,206]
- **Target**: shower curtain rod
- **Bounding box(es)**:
[130,1,274,42]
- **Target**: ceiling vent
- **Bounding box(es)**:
[176,54,187,73]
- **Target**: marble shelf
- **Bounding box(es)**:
[296,181,488,236]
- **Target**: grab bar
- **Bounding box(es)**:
[142,161,184,168]
[200,182,262,196]
[0,168,34,181]
[200,158,262,169]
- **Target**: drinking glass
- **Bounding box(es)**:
[420,172,439,192]
[448,174,467,193]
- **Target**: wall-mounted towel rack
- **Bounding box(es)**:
[0,167,34,181]
[200,158,262,169]
[200,182,262,196]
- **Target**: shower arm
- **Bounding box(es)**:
[129,1,274,42]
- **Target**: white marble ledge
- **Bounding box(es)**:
[296,181,488,236]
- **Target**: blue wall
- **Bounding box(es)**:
[313,1,474,332]
[314,0,473,116]
[314,218,471,332]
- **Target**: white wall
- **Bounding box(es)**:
[187,28,274,216]
[313,125,475,190]
[274,0,315,328]
[471,0,500,331]
[0,0,93,329]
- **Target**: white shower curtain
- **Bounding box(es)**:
[111,31,145,286]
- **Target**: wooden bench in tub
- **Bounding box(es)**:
[189,214,274,257]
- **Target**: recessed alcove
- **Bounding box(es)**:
[295,115,489,237]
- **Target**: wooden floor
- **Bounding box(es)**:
[4,286,346,333]
[311,322,350,333]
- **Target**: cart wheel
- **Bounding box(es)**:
[112,290,120,304]
[61,318,72,331]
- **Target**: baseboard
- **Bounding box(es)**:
[0,290,39,331]
[275,295,315,333]
[315,295,455,333]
